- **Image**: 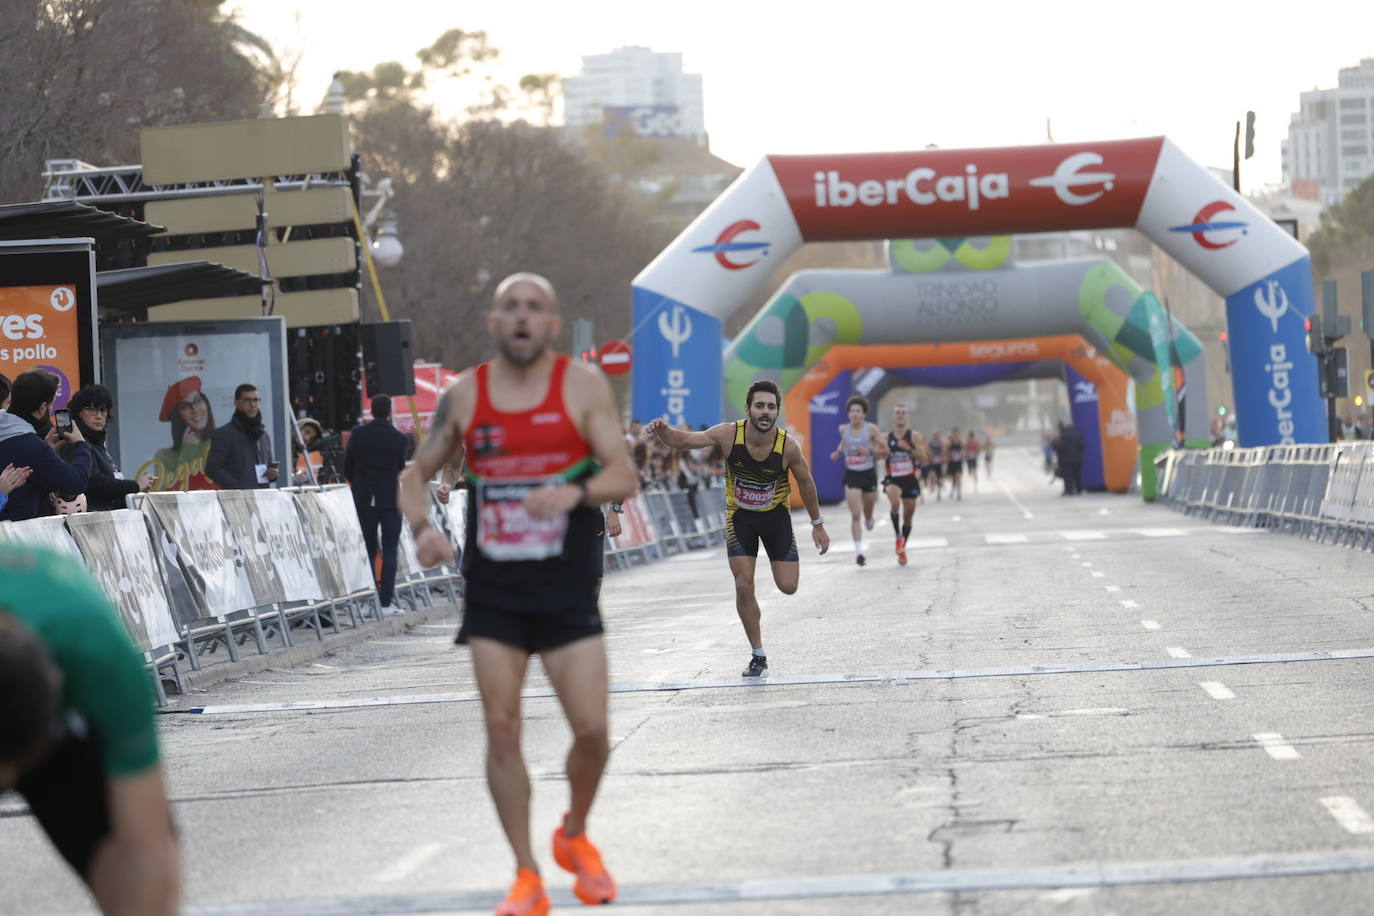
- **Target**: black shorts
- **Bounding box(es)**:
[884,475,922,499]
[726,505,799,562]
[457,603,604,654]
[842,468,879,493]
[15,721,112,879]
[966,456,978,471]
[947,458,965,475]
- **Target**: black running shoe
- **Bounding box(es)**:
[856,553,866,567]
[743,655,768,677]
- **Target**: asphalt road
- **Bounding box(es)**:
[6,445,1374,915]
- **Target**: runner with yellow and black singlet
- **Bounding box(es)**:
[645,379,829,678]
[0,545,181,916]
[882,404,925,566]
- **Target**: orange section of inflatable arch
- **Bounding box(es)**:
[782,337,1137,503]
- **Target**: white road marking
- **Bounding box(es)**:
[993,475,1035,519]
[1016,707,1127,720]
[1091,571,1105,578]
[905,537,949,549]
[183,648,1374,715]
[1059,530,1106,541]
[373,843,446,884]
[1167,647,1191,658]
[951,514,962,521]
[1121,600,1139,609]
[1200,682,1235,700]
[174,850,1374,912]
[1098,507,1111,515]
[1081,561,1093,567]
[667,550,719,562]
[1137,528,1186,538]
[1254,733,1301,760]
[985,533,1028,544]
[1321,797,1374,834]
[1141,620,1162,630]
[1105,585,1121,593]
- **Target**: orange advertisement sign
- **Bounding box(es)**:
[0,284,81,407]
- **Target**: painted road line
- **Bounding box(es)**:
[905,537,950,549]
[1167,647,1192,658]
[993,475,1035,519]
[1200,682,1236,700]
[1091,571,1105,578]
[985,533,1028,544]
[1141,620,1162,630]
[159,850,1374,913]
[1137,528,1187,538]
[1121,600,1140,609]
[1081,561,1093,567]
[951,514,962,521]
[1321,797,1374,835]
[1059,530,1106,541]
[373,843,446,884]
[1254,733,1301,760]
[178,648,1374,715]
[1105,585,1121,593]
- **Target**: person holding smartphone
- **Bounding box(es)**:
[0,370,92,522]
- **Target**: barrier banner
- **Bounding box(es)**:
[439,487,467,564]
[142,491,256,620]
[66,511,181,652]
[288,489,347,597]
[6,515,84,559]
[612,495,659,549]
[218,490,324,605]
[301,486,375,594]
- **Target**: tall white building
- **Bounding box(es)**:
[562,46,707,147]
[1282,58,1374,205]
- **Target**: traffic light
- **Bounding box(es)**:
[1244,111,1256,160]
[1329,346,1350,398]
[1306,314,1325,353]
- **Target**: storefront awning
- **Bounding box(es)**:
[0,200,164,242]
[96,261,265,318]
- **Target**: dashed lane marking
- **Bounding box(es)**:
[1200,682,1236,700]
[1254,733,1301,760]
[1141,620,1162,630]
[985,533,1029,544]
[1321,797,1374,835]
[1167,647,1192,658]
[1059,530,1106,541]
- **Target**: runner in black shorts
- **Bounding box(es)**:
[400,273,638,914]
[828,396,886,566]
[963,430,981,493]
[927,431,945,501]
[947,426,965,501]
[881,405,925,566]
[647,379,829,677]
[1,546,180,915]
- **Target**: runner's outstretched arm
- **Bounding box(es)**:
[644,418,730,452]
[784,437,830,555]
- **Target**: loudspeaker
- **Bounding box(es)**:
[287,324,362,434]
[360,320,415,397]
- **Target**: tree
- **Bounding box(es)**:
[1306,173,1374,276]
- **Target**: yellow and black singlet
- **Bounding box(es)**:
[724,419,791,512]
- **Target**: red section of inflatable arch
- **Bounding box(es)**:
[767,138,1165,242]
[782,337,1137,503]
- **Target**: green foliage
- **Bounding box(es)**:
[1307,172,1374,275]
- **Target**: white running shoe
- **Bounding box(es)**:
[864,516,875,531]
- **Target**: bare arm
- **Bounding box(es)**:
[645,417,730,451]
[784,436,829,555]
[526,365,638,518]
[401,383,469,566]
[89,767,180,916]
[871,424,890,458]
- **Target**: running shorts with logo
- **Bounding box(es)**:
[843,468,878,492]
[2,545,162,878]
[459,356,604,654]
[723,419,798,561]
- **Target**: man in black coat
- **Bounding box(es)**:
[345,395,410,613]
[1053,421,1086,496]
[206,384,277,490]
[0,371,92,522]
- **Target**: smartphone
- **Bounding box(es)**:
[53,408,72,435]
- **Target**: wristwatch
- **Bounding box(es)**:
[810,517,825,526]
[609,502,625,514]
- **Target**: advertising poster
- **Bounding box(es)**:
[102,319,289,492]
[0,240,99,406]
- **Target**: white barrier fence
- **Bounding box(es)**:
[1155,442,1374,548]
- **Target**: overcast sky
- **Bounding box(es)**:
[230,0,1374,193]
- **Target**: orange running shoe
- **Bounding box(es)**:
[895,536,905,554]
[552,815,618,904]
[496,868,549,916]
[898,549,909,566]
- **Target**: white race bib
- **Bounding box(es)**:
[889,454,915,478]
[732,479,776,510]
[476,479,570,561]
[845,449,870,470]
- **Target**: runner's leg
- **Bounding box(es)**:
[845,487,863,545]
[886,483,901,537]
[728,555,763,650]
[470,637,537,872]
[862,489,877,528]
[769,560,799,595]
[540,635,610,838]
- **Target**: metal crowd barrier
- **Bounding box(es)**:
[1156,442,1374,548]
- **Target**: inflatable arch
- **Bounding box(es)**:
[720,237,1200,499]
[806,359,1122,501]
[631,138,1323,482]
[786,338,1135,504]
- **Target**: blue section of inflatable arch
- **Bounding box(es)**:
[807,370,851,503]
[886,362,1035,388]
[1064,365,1106,492]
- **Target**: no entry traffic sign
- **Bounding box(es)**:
[600,339,632,376]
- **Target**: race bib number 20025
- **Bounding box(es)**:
[477,479,569,561]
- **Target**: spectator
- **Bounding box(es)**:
[0,463,32,516]
[206,383,277,490]
[293,417,325,485]
[1052,421,1086,496]
[1340,414,1364,441]
[0,370,92,522]
[344,395,409,614]
[60,385,156,511]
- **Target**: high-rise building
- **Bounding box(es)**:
[1282,58,1374,205]
[562,46,707,147]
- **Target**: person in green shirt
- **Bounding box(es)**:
[0,545,180,915]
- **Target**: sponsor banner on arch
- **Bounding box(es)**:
[1224,257,1322,447]
[767,138,1164,242]
[631,287,722,429]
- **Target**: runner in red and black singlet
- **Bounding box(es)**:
[881,405,924,566]
[400,273,637,916]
